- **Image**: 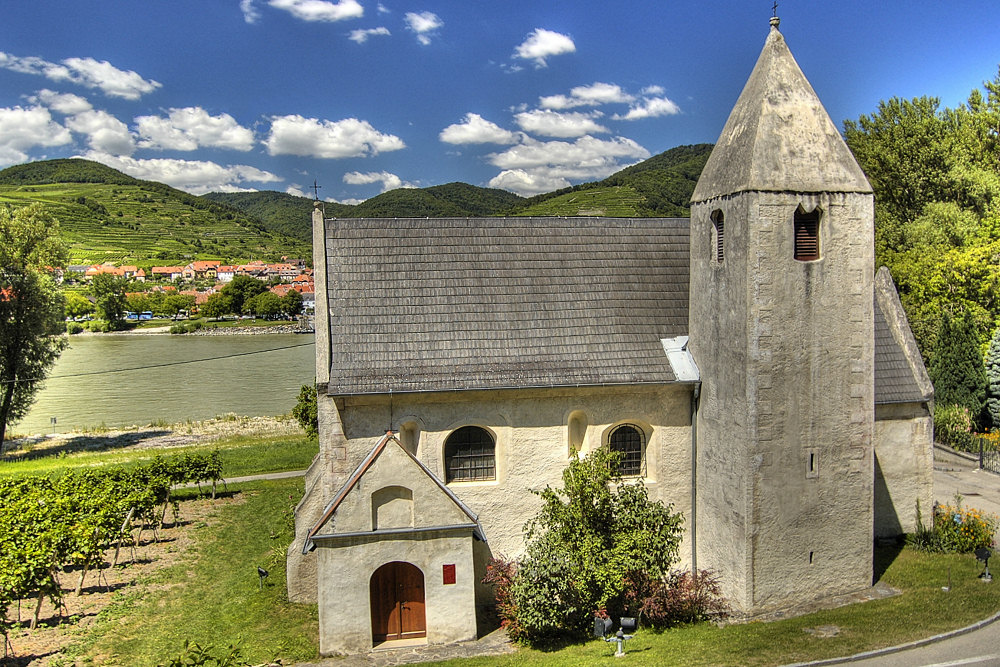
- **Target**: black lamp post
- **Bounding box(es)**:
[594,616,636,657]
[975,547,992,582]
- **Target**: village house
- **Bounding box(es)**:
[287,18,934,655]
[216,265,237,282]
[83,263,145,282]
[151,266,185,281]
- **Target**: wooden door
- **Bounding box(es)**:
[370,562,426,643]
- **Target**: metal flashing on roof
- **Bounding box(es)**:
[662,335,700,382]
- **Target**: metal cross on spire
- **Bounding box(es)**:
[310,180,322,200]
[772,1,778,17]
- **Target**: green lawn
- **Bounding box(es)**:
[67,478,319,666]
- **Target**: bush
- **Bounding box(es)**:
[66,321,84,334]
[292,384,318,438]
[87,319,111,333]
[908,496,998,553]
[491,448,685,642]
[935,404,976,451]
[624,569,729,627]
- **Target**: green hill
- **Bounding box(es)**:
[511,143,712,217]
[206,144,712,232]
[0,159,310,267]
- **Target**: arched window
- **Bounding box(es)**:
[608,423,645,477]
[711,209,725,263]
[794,206,820,261]
[444,426,495,482]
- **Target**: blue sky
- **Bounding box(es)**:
[1,1,998,202]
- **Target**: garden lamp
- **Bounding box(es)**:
[975,547,992,582]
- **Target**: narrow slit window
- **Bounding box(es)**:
[794,207,820,261]
[711,209,725,262]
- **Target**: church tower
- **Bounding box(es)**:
[688,16,875,615]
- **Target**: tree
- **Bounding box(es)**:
[200,292,232,320]
[929,310,987,425]
[162,294,195,319]
[243,291,283,319]
[504,448,684,640]
[221,275,267,314]
[282,289,303,317]
[986,327,1000,429]
[0,204,68,443]
[64,292,94,319]
[90,273,129,329]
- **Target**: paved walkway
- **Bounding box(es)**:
[291,629,515,667]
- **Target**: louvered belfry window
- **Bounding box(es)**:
[794,207,820,261]
[609,424,645,477]
[712,209,725,262]
[445,426,496,482]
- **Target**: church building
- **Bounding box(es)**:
[287,17,934,655]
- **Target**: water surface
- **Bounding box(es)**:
[18,334,315,434]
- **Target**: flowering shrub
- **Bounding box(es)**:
[482,556,526,642]
[935,404,976,452]
[933,503,997,552]
[909,497,997,553]
[623,569,729,627]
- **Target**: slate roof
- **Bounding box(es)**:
[324,218,927,405]
[324,217,690,395]
[873,267,934,405]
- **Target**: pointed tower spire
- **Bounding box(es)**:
[691,19,871,202]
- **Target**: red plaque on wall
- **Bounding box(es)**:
[443,563,456,585]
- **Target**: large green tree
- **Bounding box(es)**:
[929,310,987,424]
[220,275,267,315]
[89,273,129,329]
[844,68,1000,358]
[985,327,1000,429]
[0,204,68,443]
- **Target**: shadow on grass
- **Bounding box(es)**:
[874,541,906,583]
[0,649,60,666]
[1,429,172,462]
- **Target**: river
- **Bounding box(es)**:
[16,333,316,435]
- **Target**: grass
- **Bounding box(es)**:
[66,478,319,666]
[425,548,1000,666]
[515,185,646,217]
[52,482,1000,667]
[0,432,318,479]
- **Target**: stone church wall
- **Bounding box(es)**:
[874,402,934,536]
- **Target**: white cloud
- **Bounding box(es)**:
[241,0,262,23]
[514,109,607,138]
[65,110,135,155]
[439,113,518,145]
[613,96,682,120]
[539,82,634,110]
[135,107,255,151]
[349,26,391,43]
[30,89,92,115]
[286,184,307,197]
[331,196,363,205]
[513,29,575,67]
[486,135,650,196]
[405,11,442,45]
[377,3,390,13]
[641,85,665,96]
[82,151,282,194]
[488,169,570,196]
[0,51,161,100]
[268,0,363,22]
[343,170,414,192]
[264,115,404,158]
[0,105,72,166]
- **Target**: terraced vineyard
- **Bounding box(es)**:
[0,161,310,267]
[513,185,648,217]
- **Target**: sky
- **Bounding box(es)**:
[1,1,999,203]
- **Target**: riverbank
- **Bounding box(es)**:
[76,320,314,336]
[2,414,303,455]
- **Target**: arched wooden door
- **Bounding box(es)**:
[369,561,426,643]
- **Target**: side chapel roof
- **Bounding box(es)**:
[691,19,871,202]
[873,267,934,405]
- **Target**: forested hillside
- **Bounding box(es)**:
[0,159,310,266]
[844,68,1000,359]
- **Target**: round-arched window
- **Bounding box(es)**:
[608,424,645,477]
[444,426,495,482]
